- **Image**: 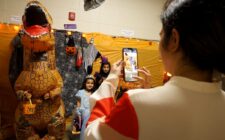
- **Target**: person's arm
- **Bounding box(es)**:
[88,73,119,122]
[86,93,139,140]
[75,90,83,116]
[85,60,139,140]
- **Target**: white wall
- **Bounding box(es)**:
[0,0,165,40]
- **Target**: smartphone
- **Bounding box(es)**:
[122,48,138,82]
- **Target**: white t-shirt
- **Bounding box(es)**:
[85,74,225,140]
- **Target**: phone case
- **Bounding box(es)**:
[122,48,138,82]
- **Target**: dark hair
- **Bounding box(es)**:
[74,96,81,103]
[81,77,96,93]
[99,62,111,77]
[161,0,225,73]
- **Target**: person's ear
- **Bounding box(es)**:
[168,28,180,52]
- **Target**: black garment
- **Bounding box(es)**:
[94,72,108,89]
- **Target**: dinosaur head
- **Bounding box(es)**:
[21,1,54,52]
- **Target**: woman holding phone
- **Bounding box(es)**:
[85,0,225,139]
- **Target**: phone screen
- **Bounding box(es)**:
[123,48,138,82]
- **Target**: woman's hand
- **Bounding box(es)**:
[133,67,151,89]
[110,60,124,76]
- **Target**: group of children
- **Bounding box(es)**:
[71,57,111,140]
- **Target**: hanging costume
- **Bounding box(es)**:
[83,38,99,73]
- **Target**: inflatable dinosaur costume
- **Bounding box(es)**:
[14,1,65,139]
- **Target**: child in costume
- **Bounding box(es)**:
[94,56,111,89]
[72,75,95,140]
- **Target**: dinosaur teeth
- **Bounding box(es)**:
[23,30,49,39]
[25,3,39,10]
[32,35,37,39]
